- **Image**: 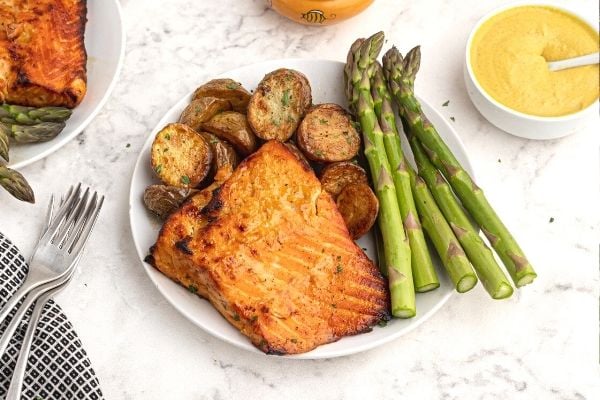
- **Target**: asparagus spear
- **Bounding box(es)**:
[410,168,477,292]
[0,125,9,162]
[345,32,415,318]
[383,46,537,287]
[1,121,66,143]
[0,104,72,125]
[410,136,513,298]
[370,62,439,293]
[0,165,34,203]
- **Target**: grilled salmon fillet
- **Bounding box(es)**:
[0,0,87,108]
[148,141,390,355]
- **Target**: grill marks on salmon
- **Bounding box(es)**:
[149,141,390,355]
[0,0,87,108]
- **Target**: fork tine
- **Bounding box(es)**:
[62,192,98,252]
[68,195,104,256]
[53,187,90,248]
[41,183,82,243]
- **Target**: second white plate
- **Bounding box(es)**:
[129,59,475,359]
[8,0,125,169]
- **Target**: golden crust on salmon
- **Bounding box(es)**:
[148,141,390,355]
[0,0,87,108]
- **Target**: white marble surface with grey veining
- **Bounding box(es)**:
[1,0,599,398]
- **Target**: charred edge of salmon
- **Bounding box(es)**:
[175,237,193,255]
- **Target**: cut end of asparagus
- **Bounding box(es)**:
[392,308,416,319]
[457,274,478,293]
[516,273,537,288]
[492,282,515,299]
[415,282,441,293]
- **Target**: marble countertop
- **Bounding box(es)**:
[1,0,599,398]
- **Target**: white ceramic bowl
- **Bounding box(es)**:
[464,1,599,140]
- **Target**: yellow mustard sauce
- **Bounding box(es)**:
[470,6,599,117]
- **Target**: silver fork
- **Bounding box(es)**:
[6,190,102,400]
[0,183,83,326]
[0,185,104,355]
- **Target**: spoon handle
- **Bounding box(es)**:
[548,52,600,72]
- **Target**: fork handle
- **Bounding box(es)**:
[0,279,35,331]
[5,292,51,400]
[0,288,39,356]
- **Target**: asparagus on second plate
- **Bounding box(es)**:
[0,164,34,203]
[0,104,72,125]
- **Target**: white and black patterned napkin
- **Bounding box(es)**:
[0,232,103,400]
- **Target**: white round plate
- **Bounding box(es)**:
[8,0,125,169]
[129,59,475,359]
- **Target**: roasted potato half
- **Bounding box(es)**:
[192,79,251,113]
[202,111,257,156]
[247,68,312,141]
[198,131,239,183]
[320,161,368,199]
[297,103,360,163]
[179,97,231,131]
[151,123,214,188]
[336,183,379,239]
[143,185,198,219]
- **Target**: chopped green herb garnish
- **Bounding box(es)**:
[233,313,240,321]
[497,158,501,163]
[319,118,328,125]
[314,150,324,158]
[442,100,450,107]
[281,89,291,106]
[549,217,555,223]
[188,284,198,294]
[226,82,240,90]
[164,133,171,140]
[250,315,258,322]
[126,143,131,148]
[181,175,191,185]
[377,319,388,327]
[271,117,281,127]
[336,265,343,274]
[154,164,163,174]
[450,117,455,122]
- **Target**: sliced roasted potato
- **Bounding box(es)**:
[143,185,198,219]
[247,68,312,141]
[151,123,214,188]
[198,131,239,183]
[320,161,368,199]
[202,111,257,156]
[192,79,251,113]
[179,97,231,131]
[336,183,379,239]
[297,103,360,162]
[283,141,310,170]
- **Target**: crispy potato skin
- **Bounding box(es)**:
[297,103,360,162]
[143,185,198,219]
[247,68,312,141]
[179,97,231,131]
[151,123,214,188]
[202,111,258,156]
[192,79,251,113]
[320,161,368,199]
[149,141,389,355]
[197,131,239,183]
[336,183,379,240]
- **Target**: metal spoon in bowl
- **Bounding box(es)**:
[547,51,599,71]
